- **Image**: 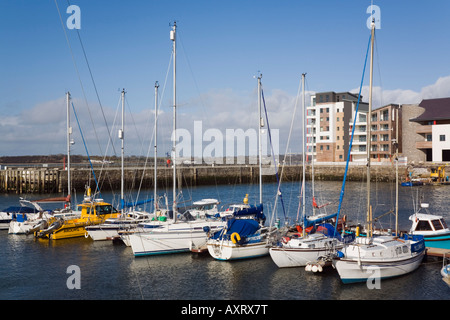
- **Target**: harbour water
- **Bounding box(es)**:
[0,180,449,303]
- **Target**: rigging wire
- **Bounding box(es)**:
[333,33,372,235]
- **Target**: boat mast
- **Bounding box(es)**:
[257,74,263,205]
[366,19,375,239]
[395,107,399,236]
[301,73,306,237]
[154,81,159,214]
[120,89,125,214]
[66,91,72,205]
[170,21,177,222]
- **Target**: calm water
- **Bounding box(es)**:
[0,180,449,302]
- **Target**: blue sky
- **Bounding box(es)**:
[1,0,450,157]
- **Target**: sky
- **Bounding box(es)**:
[1,0,449,158]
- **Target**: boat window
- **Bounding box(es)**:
[416,220,433,231]
[402,246,408,253]
[96,205,116,215]
[431,219,444,231]
[441,219,448,229]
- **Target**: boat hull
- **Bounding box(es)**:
[422,233,450,250]
[333,235,426,283]
[129,221,225,256]
[8,221,33,234]
[333,250,425,284]
[269,246,338,268]
[207,240,269,260]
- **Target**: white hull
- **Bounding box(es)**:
[269,245,340,268]
[129,220,225,256]
[8,221,34,234]
[333,236,425,283]
[0,212,14,230]
[207,239,269,260]
[0,222,11,230]
[334,251,425,283]
[269,233,343,268]
[85,226,122,241]
[86,221,151,241]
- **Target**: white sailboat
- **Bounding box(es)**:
[206,74,274,261]
[332,20,425,284]
[128,22,226,256]
[85,89,154,241]
[269,73,352,268]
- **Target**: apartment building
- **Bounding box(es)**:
[407,97,450,162]
[307,91,405,163]
[370,104,402,162]
[307,92,368,162]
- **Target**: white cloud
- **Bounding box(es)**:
[353,75,450,109]
[2,75,450,156]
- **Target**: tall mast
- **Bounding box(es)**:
[257,74,263,205]
[395,107,399,236]
[366,20,375,238]
[301,73,306,237]
[66,91,72,205]
[170,21,177,222]
[120,89,125,214]
[154,81,159,214]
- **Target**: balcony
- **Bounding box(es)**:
[416,125,432,134]
[416,141,432,149]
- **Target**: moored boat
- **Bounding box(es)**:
[409,203,450,250]
[34,189,120,240]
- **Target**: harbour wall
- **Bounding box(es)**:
[0,163,410,194]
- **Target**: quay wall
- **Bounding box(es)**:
[0,163,408,194]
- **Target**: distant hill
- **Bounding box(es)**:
[0,154,91,164]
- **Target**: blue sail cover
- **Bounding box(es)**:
[233,204,265,223]
[316,223,355,243]
[211,218,260,240]
[120,198,153,210]
[304,212,338,228]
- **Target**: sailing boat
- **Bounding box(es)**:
[85,89,154,241]
[34,93,120,240]
[9,92,82,235]
[332,20,425,283]
[206,74,275,261]
[269,74,353,268]
[127,22,225,256]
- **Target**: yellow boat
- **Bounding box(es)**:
[35,192,120,240]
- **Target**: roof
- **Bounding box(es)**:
[410,97,450,122]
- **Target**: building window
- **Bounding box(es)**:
[426,134,432,142]
[320,145,323,150]
[440,135,446,142]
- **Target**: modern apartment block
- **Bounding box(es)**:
[307,91,403,163]
[370,104,402,162]
[306,92,368,162]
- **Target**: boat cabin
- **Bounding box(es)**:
[78,200,119,218]
[410,213,449,235]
